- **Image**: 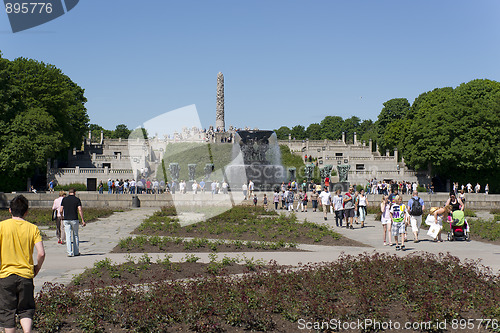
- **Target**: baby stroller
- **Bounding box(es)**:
[447,210,470,241]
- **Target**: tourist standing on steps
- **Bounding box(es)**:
[60,188,86,257]
[380,195,392,246]
[343,188,355,229]
[0,195,45,333]
[319,187,331,221]
[408,190,425,243]
[52,191,66,245]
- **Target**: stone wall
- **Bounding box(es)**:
[1,192,499,210]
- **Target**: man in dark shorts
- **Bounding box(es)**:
[0,195,45,333]
[60,188,86,257]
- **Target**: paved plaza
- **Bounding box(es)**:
[35,208,500,293]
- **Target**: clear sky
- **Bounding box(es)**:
[1,0,499,131]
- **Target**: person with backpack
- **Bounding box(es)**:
[408,190,425,243]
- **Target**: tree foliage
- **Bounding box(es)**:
[306,123,322,140]
[113,124,131,139]
[290,125,306,140]
[0,53,89,191]
[274,126,291,140]
[375,98,410,153]
[402,79,500,191]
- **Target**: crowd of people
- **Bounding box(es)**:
[247,180,471,252]
[97,178,233,195]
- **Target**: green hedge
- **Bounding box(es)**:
[54,183,87,191]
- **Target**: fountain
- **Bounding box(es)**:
[224,130,285,191]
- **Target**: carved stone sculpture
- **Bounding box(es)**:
[216,72,225,131]
[337,164,350,183]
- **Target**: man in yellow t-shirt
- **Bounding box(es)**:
[0,195,45,333]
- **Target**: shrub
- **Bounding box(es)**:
[417,185,428,192]
[54,183,87,191]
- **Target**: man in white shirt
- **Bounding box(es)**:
[248,180,255,196]
[319,187,332,221]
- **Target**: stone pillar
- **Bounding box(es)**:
[88,130,91,140]
[216,72,225,131]
[369,139,373,152]
[386,149,390,157]
[394,147,398,161]
[354,132,357,145]
[342,132,345,144]
[100,130,104,144]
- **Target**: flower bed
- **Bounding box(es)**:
[34,252,500,332]
[132,205,359,247]
[114,235,300,253]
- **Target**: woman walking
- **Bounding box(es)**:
[380,195,392,246]
[273,190,280,210]
[357,189,369,228]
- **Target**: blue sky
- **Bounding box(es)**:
[1,1,499,131]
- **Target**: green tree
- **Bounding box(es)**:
[320,116,343,140]
[274,126,291,140]
[375,98,410,153]
[358,119,377,146]
[0,54,89,191]
[112,124,131,139]
[305,123,322,140]
[88,123,112,141]
[341,116,361,143]
[290,125,306,140]
[403,79,500,192]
